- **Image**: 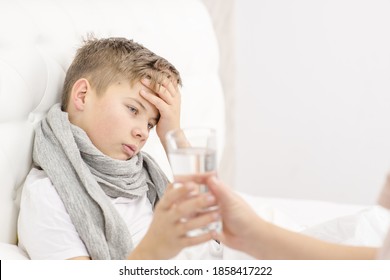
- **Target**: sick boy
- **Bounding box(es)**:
[17,37,219,260]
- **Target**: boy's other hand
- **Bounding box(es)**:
[140,78,181,151]
[132,182,219,259]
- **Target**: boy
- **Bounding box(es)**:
[17,37,220,260]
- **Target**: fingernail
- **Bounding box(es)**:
[210,176,220,184]
[184,183,197,194]
[206,194,216,202]
[173,182,183,189]
[212,212,220,220]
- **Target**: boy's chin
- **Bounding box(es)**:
[125,153,139,161]
[107,153,134,161]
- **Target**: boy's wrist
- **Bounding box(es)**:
[128,240,157,260]
[158,125,181,150]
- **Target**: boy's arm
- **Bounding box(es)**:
[140,78,181,153]
[67,256,90,260]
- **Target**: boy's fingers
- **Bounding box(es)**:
[157,183,195,210]
[180,231,213,247]
[178,210,220,236]
[175,210,219,246]
[174,172,216,184]
[172,192,217,219]
[140,90,166,111]
[156,84,173,105]
[161,78,179,98]
[141,78,179,103]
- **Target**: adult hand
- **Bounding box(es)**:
[182,174,269,259]
[206,177,263,252]
[173,176,380,260]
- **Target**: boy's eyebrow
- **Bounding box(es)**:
[128,97,146,111]
[126,97,160,122]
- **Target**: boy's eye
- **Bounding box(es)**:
[147,123,155,130]
[128,106,138,114]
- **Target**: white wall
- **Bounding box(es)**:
[234,0,390,204]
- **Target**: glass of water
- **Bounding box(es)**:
[165,127,222,237]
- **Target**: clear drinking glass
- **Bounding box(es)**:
[165,127,222,237]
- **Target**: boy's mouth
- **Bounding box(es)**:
[122,144,137,157]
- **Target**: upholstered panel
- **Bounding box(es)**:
[0,0,225,244]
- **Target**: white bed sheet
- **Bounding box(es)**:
[238,192,390,248]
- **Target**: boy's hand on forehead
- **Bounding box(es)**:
[140,77,181,151]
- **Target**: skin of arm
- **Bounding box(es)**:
[202,175,378,260]
[248,218,377,260]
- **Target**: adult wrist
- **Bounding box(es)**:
[245,217,273,259]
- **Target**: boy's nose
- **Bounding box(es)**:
[132,126,149,140]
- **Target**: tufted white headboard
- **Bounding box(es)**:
[0,0,225,245]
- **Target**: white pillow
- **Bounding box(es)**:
[0,243,29,260]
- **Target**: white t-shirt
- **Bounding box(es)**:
[18,168,153,260]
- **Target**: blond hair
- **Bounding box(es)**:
[61,36,182,111]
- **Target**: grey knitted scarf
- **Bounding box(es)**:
[32,103,168,259]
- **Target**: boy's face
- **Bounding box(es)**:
[77,80,159,160]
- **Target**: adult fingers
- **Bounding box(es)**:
[206,176,232,203]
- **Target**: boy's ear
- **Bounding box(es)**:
[71,78,90,111]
